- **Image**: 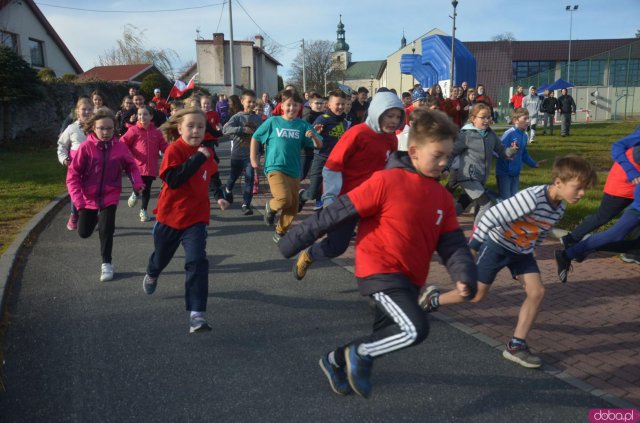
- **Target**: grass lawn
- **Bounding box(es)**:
[0,119,638,256]
[0,146,66,255]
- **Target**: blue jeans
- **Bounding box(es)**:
[301,154,327,202]
[147,222,209,312]
[226,158,255,206]
[496,175,519,200]
[566,209,640,261]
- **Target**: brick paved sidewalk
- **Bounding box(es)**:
[252,184,640,406]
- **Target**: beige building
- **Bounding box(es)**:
[0,0,82,76]
[182,33,281,97]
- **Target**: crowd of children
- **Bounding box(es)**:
[56,81,639,398]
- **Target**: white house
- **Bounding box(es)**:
[0,0,82,76]
[181,33,281,97]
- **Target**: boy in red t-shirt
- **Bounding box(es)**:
[292,92,406,281]
[278,109,477,398]
[143,108,228,334]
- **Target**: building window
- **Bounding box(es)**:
[512,61,556,82]
[240,66,251,89]
[29,38,45,67]
[1,30,18,52]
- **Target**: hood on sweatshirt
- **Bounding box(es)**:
[365,92,405,134]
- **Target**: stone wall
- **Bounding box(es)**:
[0,81,129,145]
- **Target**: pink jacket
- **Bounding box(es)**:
[66,133,143,210]
[120,122,168,177]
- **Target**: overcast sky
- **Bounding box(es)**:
[39,0,640,80]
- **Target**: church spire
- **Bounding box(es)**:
[334,14,349,52]
[401,29,407,48]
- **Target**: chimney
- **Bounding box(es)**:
[254,35,264,49]
[213,33,224,45]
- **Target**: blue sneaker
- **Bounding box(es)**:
[313,199,324,211]
[344,344,374,398]
[319,353,352,395]
[189,314,212,333]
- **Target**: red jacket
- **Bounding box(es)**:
[442,98,463,127]
[152,96,168,115]
[604,148,637,199]
[510,93,525,109]
[120,122,168,177]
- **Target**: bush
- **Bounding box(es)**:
[0,46,42,103]
[61,73,78,82]
[140,73,172,100]
[37,67,57,82]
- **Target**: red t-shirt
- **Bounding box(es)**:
[325,123,397,195]
[347,168,459,286]
[154,138,217,229]
[604,148,637,199]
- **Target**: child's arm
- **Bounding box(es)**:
[445,132,468,171]
[250,138,260,169]
[222,114,244,136]
[306,127,323,148]
[163,150,209,189]
[65,147,86,209]
[436,228,478,300]
[56,125,72,166]
[611,129,640,183]
[122,150,145,192]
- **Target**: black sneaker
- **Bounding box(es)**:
[224,188,234,204]
[272,231,284,243]
[319,353,352,395]
[554,250,572,283]
[344,344,374,398]
[621,253,640,265]
[418,285,440,312]
[143,274,158,295]
[264,202,276,226]
[241,204,253,215]
[297,189,307,213]
[502,342,542,368]
[559,234,576,249]
[189,314,212,334]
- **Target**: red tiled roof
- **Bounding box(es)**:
[79,64,153,82]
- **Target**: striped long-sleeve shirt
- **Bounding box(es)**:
[468,185,565,254]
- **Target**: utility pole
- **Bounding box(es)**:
[449,0,458,93]
[302,38,306,92]
[228,0,236,94]
[566,5,579,83]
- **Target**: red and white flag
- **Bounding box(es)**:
[168,73,198,98]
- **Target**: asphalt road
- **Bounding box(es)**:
[0,143,611,422]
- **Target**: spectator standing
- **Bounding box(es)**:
[557,88,577,137]
[541,90,558,136]
[521,86,541,143]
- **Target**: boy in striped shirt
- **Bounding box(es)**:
[421,156,597,368]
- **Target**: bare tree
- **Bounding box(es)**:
[491,32,517,42]
[97,24,180,78]
[287,40,333,92]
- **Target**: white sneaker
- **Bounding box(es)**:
[139,209,151,222]
[100,263,113,282]
[127,192,138,208]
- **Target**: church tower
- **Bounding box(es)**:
[332,15,351,71]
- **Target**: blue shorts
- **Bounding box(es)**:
[476,239,539,284]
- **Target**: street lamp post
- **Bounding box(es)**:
[370,73,374,96]
[324,68,332,96]
[449,0,458,93]
[411,41,416,88]
[566,4,579,83]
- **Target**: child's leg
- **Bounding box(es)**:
[266,171,288,213]
[77,209,99,239]
[565,210,640,261]
[147,222,183,277]
[97,205,117,264]
[301,155,327,203]
[225,158,243,193]
[276,176,300,234]
[566,194,632,244]
[512,272,545,341]
[473,193,493,226]
[180,223,209,312]
[301,147,314,180]
[497,176,510,200]
[242,159,255,206]
[438,282,490,305]
[140,176,155,211]
[307,218,358,261]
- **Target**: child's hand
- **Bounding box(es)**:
[456,281,470,298]
[536,159,547,168]
[63,158,71,167]
[243,126,255,135]
[469,248,478,259]
[305,129,314,138]
[511,141,519,151]
[198,146,211,158]
[632,177,640,185]
[313,124,324,133]
[217,198,230,210]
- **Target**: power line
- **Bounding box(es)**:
[35,1,226,14]
[215,1,227,33]
[234,0,295,49]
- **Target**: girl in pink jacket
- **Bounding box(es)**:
[120,106,168,222]
[66,109,144,282]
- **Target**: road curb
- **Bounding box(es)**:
[0,194,68,315]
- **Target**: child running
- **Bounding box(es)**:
[447,103,518,224]
[223,89,263,215]
[143,108,226,333]
[423,156,597,369]
[250,89,322,243]
[57,96,93,230]
[555,133,640,281]
[278,109,477,398]
[66,108,143,282]
[495,108,544,200]
[292,91,405,280]
[120,105,168,222]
